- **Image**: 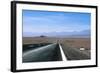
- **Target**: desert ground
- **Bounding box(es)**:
[23,37,91,62]
[23,37,90,49]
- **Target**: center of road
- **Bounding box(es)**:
[59,44,67,61]
[23,43,68,62]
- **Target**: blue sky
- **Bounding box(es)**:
[23,10,91,37]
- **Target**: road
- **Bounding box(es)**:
[23,43,62,63]
[23,43,91,63]
[61,44,90,60]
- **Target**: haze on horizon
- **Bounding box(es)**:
[22,10,91,37]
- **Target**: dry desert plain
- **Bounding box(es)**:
[23,37,90,49]
[23,37,91,60]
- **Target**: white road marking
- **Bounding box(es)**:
[59,44,67,61]
[23,43,67,61]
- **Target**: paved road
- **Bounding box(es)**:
[23,43,62,63]
[23,43,51,52]
[23,43,91,63]
[61,44,90,60]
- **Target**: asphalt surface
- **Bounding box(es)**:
[23,43,51,52]
[61,44,91,60]
[23,43,62,63]
[23,43,91,63]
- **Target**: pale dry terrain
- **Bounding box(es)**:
[23,37,59,44]
[23,37,90,49]
[23,37,91,60]
[61,38,91,50]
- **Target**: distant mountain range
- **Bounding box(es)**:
[23,29,90,38]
